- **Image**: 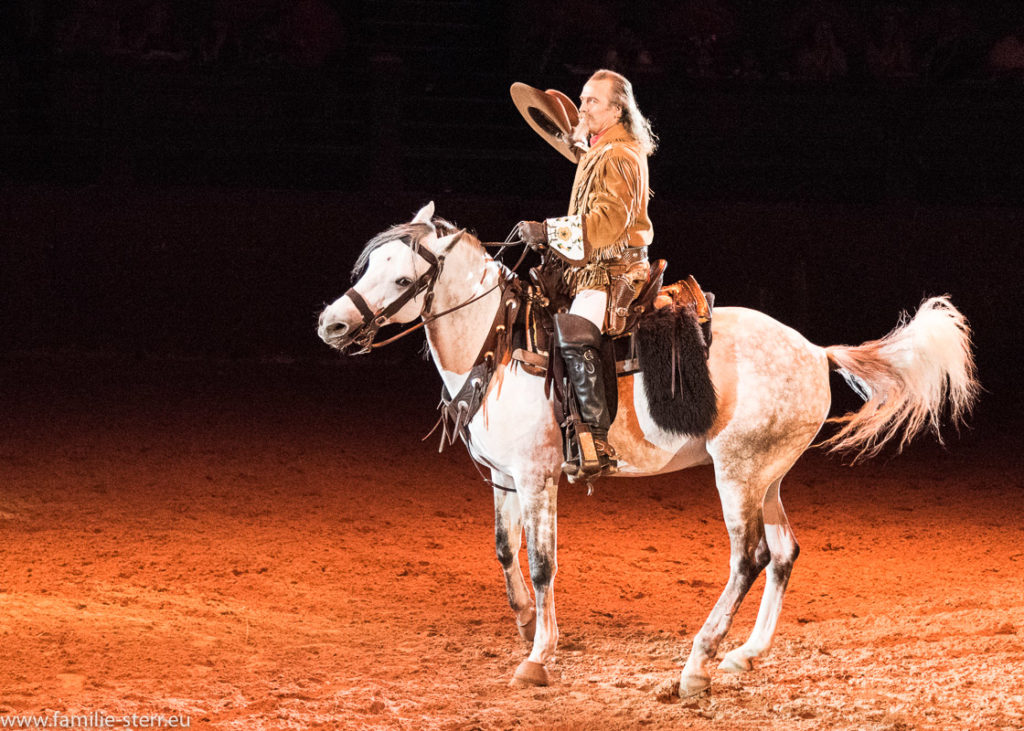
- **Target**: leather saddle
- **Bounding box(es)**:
[510,259,714,378]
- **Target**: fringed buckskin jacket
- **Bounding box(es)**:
[543,122,653,294]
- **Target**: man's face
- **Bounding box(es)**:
[579,78,620,137]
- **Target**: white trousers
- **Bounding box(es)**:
[570,289,607,330]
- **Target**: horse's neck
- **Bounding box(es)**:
[423,241,504,392]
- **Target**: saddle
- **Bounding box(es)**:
[511,259,714,379]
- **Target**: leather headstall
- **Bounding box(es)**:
[339,234,456,355]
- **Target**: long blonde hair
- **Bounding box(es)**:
[589,69,658,157]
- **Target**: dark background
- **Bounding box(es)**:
[1,0,1022,416]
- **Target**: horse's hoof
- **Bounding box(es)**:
[516,609,537,643]
[679,673,711,699]
[719,651,754,673]
[511,659,549,687]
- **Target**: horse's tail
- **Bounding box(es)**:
[820,295,980,462]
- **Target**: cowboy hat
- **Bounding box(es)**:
[510,82,585,163]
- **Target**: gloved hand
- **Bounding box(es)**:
[516,220,548,249]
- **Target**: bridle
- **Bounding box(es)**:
[336,231,460,354]
[335,230,527,355]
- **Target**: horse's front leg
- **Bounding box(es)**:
[511,472,559,687]
[492,472,536,642]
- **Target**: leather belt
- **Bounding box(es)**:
[615,246,649,266]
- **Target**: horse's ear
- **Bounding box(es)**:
[433,229,465,254]
[411,202,435,227]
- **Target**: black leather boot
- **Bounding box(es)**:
[554,313,618,481]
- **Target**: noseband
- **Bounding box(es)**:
[338,232,462,354]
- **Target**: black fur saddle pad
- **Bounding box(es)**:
[632,305,718,436]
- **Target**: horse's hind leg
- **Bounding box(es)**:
[679,474,767,697]
[720,476,800,672]
[492,474,535,642]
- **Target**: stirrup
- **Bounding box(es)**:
[562,431,618,482]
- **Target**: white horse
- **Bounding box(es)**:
[317,202,978,697]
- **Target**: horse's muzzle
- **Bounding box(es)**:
[318,314,352,349]
[319,318,375,355]
[321,320,348,339]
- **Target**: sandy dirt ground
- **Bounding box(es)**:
[1,355,1022,730]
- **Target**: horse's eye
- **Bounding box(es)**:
[395,277,413,287]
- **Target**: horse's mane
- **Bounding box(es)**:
[351,217,461,281]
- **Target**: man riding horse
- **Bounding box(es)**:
[514,69,657,482]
